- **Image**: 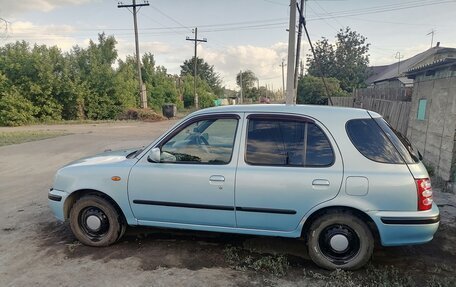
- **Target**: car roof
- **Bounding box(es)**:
[191,104,378,120]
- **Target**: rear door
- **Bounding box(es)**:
[234,113,344,231]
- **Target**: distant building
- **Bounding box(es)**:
[366,43,456,88]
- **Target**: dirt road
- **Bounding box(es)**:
[1,121,455,287]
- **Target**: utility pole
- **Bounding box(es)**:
[294,0,305,103]
[286,0,297,105]
[280,59,286,99]
[186,27,207,109]
[118,0,150,109]
[426,29,436,48]
[239,70,243,104]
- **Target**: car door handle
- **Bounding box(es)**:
[312,179,330,186]
[209,175,225,183]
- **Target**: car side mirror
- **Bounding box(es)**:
[147,147,161,163]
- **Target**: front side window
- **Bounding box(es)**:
[161,117,238,164]
[246,117,334,167]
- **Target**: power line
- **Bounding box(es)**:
[300,9,334,105]
[149,4,192,32]
[314,1,344,28]
[306,0,455,20]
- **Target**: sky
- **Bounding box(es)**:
[1,0,455,90]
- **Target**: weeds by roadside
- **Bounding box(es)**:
[66,241,82,253]
[302,264,455,287]
[223,246,289,277]
[0,131,69,146]
[224,245,455,286]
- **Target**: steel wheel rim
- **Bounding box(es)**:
[78,206,110,242]
[318,224,361,265]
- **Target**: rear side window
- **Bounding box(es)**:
[346,119,404,164]
[373,118,419,164]
[246,118,334,167]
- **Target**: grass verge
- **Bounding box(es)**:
[0,131,69,146]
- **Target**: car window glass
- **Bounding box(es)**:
[306,123,334,166]
[346,118,404,164]
[161,118,238,164]
[246,118,334,167]
[374,118,419,164]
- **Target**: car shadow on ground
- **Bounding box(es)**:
[38,219,456,285]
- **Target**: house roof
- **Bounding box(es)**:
[366,46,456,85]
[406,57,456,76]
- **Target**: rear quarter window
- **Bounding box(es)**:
[346,118,404,164]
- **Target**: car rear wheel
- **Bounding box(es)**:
[307,212,374,270]
[69,195,125,246]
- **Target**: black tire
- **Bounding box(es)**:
[306,212,374,270]
[69,195,125,247]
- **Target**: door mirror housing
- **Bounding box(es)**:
[147,147,161,163]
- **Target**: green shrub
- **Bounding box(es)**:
[0,91,36,126]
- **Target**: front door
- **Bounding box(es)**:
[128,114,241,227]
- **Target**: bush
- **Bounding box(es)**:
[297,75,350,105]
[117,108,165,122]
[0,91,36,126]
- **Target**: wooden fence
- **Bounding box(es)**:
[330,89,412,135]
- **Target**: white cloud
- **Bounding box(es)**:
[2,0,95,17]
[116,39,173,61]
[198,42,299,90]
[6,21,81,50]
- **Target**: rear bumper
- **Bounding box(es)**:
[48,188,69,221]
[369,204,440,246]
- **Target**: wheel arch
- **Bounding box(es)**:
[64,189,127,225]
[300,205,380,244]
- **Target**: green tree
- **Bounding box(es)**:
[115,56,141,109]
[236,70,259,101]
[148,66,181,110]
[307,27,370,92]
[180,57,222,95]
[69,33,120,119]
[0,41,64,121]
[181,75,215,108]
[297,75,349,105]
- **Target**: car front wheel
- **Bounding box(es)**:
[69,195,124,247]
[307,212,374,270]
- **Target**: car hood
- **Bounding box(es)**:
[63,148,140,168]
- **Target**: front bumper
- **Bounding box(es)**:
[48,188,69,221]
[368,204,440,246]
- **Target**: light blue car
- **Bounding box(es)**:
[48,105,439,270]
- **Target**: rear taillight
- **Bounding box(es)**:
[416,178,433,211]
